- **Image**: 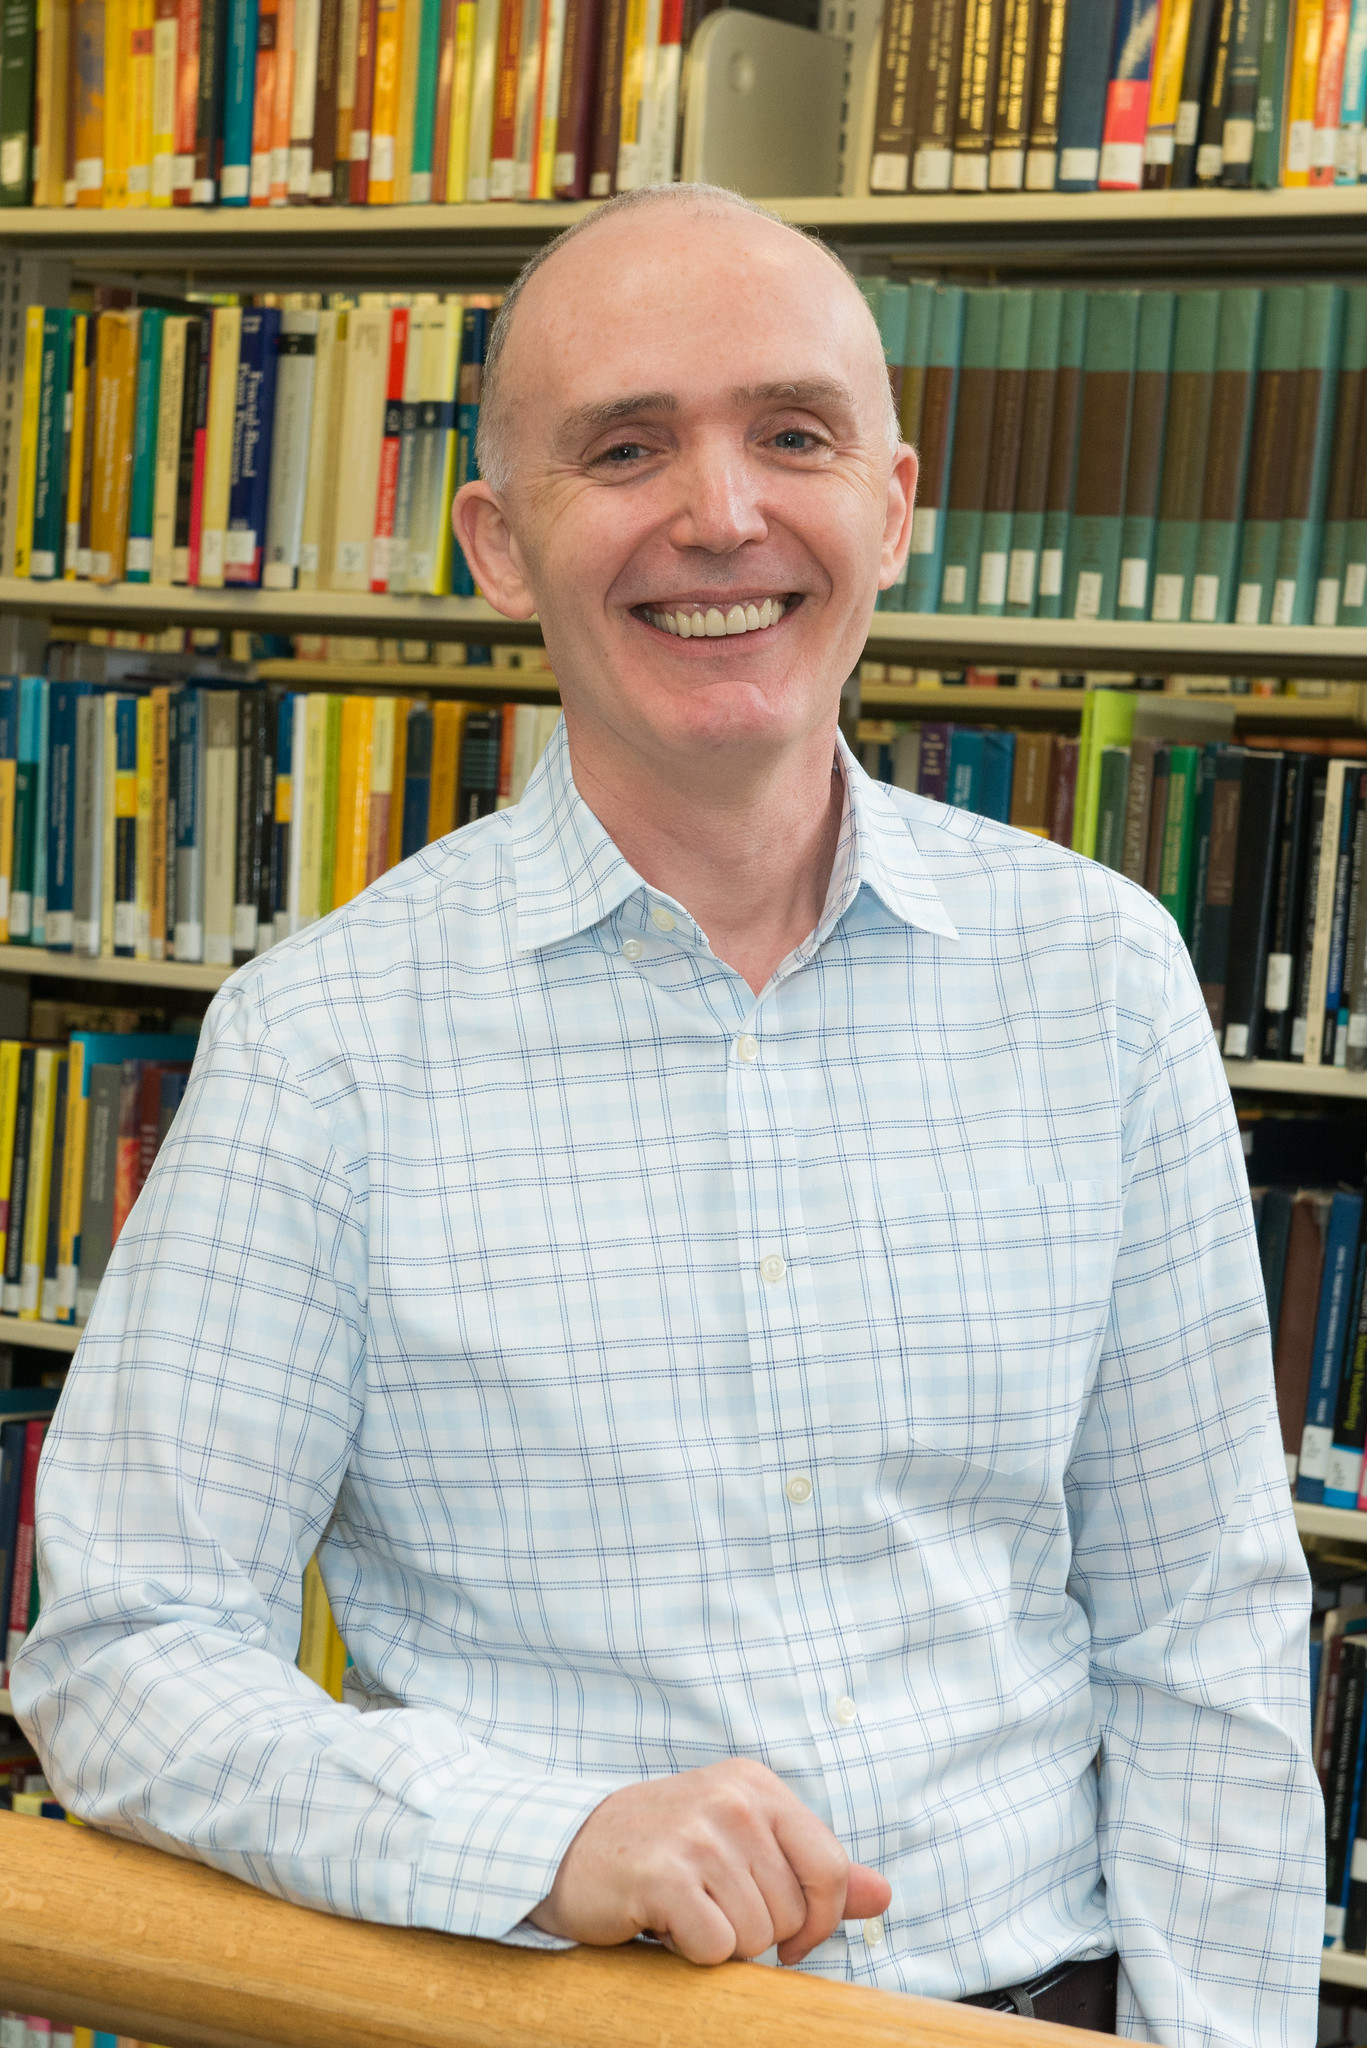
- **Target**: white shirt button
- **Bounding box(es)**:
[863,1917,885,1946]
[834,1693,858,1725]
[650,906,675,932]
[736,1033,759,1062]
[621,938,644,960]
[759,1253,787,1284]
[785,1474,813,1505]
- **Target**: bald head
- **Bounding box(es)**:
[475,185,897,495]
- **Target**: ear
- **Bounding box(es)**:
[452,481,538,619]
[878,443,919,591]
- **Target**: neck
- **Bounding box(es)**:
[562,709,846,996]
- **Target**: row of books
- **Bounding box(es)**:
[0,676,561,966]
[870,276,1367,630]
[11,295,500,597]
[1,0,711,211]
[868,0,1367,198]
[1310,1548,1367,1950]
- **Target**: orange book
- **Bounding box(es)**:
[1310,0,1349,182]
[103,0,130,204]
[496,702,516,802]
[250,0,279,198]
[90,311,141,584]
[1283,0,1326,184]
[386,695,409,868]
[332,694,375,907]
[270,0,297,201]
[74,0,105,205]
[32,0,73,206]
[487,0,520,198]
[365,696,397,882]
[367,0,402,197]
[127,0,154,201]
[370,308,408,592]
[173,0,200,202]
[427,701,466,838]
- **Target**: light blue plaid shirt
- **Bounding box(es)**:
[14,721,1320,2046]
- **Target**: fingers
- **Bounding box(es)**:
[769,1797,852,1964]
[844,1862,893,1921]
[657,1885,744,1968]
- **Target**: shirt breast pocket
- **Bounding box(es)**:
[878,1181,1118,1479]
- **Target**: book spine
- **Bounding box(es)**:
[202,689,239,964]
[1300,1190,1366,1498]
[251,0,279,196]
[1195,747,1244,1026]
[910,0,967,190]
[104,0,130,204]
[1271,282,1346,626]
[1099,0,1159,187]
[1233,284,1305,626]
[902,286,966,612]
[1143,0,1195,178]
[150,684,170,958]
[125,306,164,582]
[1283,0,1327,184]
[1158,743,1200,936]
[367,0,402,196]
[333,0,359,187]
[309,0,339,191]
[1170,0,1220,182]
[219,0,258,197]
[176,311,208,582]
[1023,0,1067,184]
[1055,0,1120,186]
[30,308,70,581]
[269,0,296,200]
[1310,0,1350,181]
[233,685,259,959]
[262,312,319,588]
[1188,285,1263,623]
[951,0,1005,191]
[1220,0,1269,178]
[192,0,226,197]
[1338,0,1367,180]
[174,687,204,960]
[1193,0,1236,183]
[0,0,37,203]
[348,0,376,194]
[1250,0,1291,180]
[1116,288,1176,619]
[584,0,623,191]
[974,287,1032,612]
[151,315,187,585]
[2,1420,43,1677]
[1064,288,1140,620]
[988,0,1038,187]
[1036,286,1087,616]
[1004,286,1062,613]
[1314,286,1367,626]
[198,303,242,588]
[225,305,281,586]
[868,0,923,191]
[938,287,1003,612]
[32,0,72,206]
[370,306,408,591]
[288,0,320,194]
[1301,757,1345,1063]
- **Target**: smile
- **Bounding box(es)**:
[636,597,794,638]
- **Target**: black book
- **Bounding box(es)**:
[0,1419,24,1643]
[1220,0,1269,184]
[1323,770,1363,1067]
[1262,756,1319,1059]
[458,709,503,826]
[1326,1639,1367,1942]
[1221,748,1285,1059]
[1193,0,1236,183]
[2,1046,35,1312]
[233,688,259,965]
[1258,1183,1295,1340]
[193,0,230,203]
[1289,772,1327,1061]
[400,704,433,861]
[1171,0,1222,187]
[173,317,207,581]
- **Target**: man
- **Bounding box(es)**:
[14,187,1319,2045]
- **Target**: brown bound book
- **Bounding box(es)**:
[309,0,340,196]
[979,299,1030,588]
[1273,1190,1333,1481]
[1037,321,1083,610]
[1044,734,1078,843]
[1119,735,1155,882]
[1143,743,1171,895]
[951,0,1004,190]
[551,0,604,195]
[1116,294,1175,617]
[912,0,967,189]
[587,0,625,194]
[1009,730,1054,832]
[868,0,922,193]
[988,0,1037,188]
[348,0,377,198]
[1023,0,1066,187]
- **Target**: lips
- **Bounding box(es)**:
[636,597,793,638]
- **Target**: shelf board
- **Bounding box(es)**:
[0,578,517,644]
[0,1687,10,1716]
[1222,1059,1367,1097]
[253,659,558,693]
[0,945,229,992]
[1321,1950,1367,1989]
[1295,1501,1367,1543]
[860,683,1365,723]
[0,1315,80,1353]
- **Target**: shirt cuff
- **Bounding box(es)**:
[412,1768,621,1942]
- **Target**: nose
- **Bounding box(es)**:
[666,435,769,555]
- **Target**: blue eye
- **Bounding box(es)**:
[601,442,647,464]
[774,430,816,451]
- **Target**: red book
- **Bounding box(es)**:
[4,1421,46,1683]
[111,1060,143,1247]
[1045,735,1079,844]
[370,308,409,593]
[1311,0,1351,185]
[250,0,279,200]
[551,0,603,197]
[173,0,202,203]
[348,0,378,200]
[1097,75,1151,189]
[137,1063,165,1196]
[488,0,522,199]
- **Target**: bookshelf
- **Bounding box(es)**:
[0,1317,79,1356]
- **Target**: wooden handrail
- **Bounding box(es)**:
[0,1809,1112,2048]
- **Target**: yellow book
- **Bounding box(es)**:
[55,1035,87,1324]
[127,0,155,202]
[616,0,650,186]
[32,0,72,206]
[0,757,15,943]
[427,701,470,839]
[20,1046,64,1319]
[446,0,477,200]
[12,307,45,580]
[151,0,177,200]
[101,692,118,954]
[387,697,410,869]
[72,2031,95,2048]
[332,693,374,907]
[1144,0,1191,155]
[135,694,154,957]
[90,310,142,585]
[327,306,390,592]
[296,691,331,927]
[428,299,465,594]
[394,0,423,199]
[151,316,187,586]
[298,1555,348,1700]
[1284,0,1326,183]
[0,1041,26,1276]
[198,305,243,589]
[369,0,405,200]
[103,0,131,205]
[64,313,89,582]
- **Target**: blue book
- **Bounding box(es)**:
[220,0,259,202]
[175,687,205,963]
[1312,1637,1324,1712]
[902,285,966,614]
[977,730,1016,822]
[939,289,1004,615]
[30,675,48,946]
[1055,0,1122,190]
[947,728,984,811]
[44,681,89,953]
[272,694,296,943]
[113,696,138,958]
[1298,1188,1366,1503]
[226,307,281,589]
[125,307,164,584]
[451,305,491,598]
[401,703,433,858]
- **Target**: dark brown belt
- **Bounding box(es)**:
[959,1952,1119,2033]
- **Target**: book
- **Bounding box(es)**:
[868,0,923,190]
[1143,0,1197,178]
[0,0,36,203]
[1149,295,1218,620]
[1221,0,1271,178]
[370,307,409,592]
[90,310,141,584]
[262,309,319,589]
[110,694,138,957]
[1193,745,1245,1025]
[75,1060,121,1318]
[193,0,228,196]
[902,285,966,613]
[1055,0,1120,186]
[987,0,1039,187]
[1073,685,1137,857]
[297,305,344,590]
[1234,284,1306,625]
[198,303,243,589]
[1270,281,1345,625]
[1251,0,1292,181]
[1222,748,1285,1057]
[1311,0,1350,181]
[1188,285,1263,623]
[329,305,390,591]
[951,0,1004,190]
[1036,286,1088,618]
[911,0,967,189]
[1158,741,1201,936]
[1023,0,1067,186]
[1284,0,1327,183]
[1324,1638,1367,1943]
[31,307,73,581]
[1094,744,1131,869]
[1193,0,1236,181]
[203,688,239,964]
[1301,755,1352,1064]
[1004,285,1062,614]
[19,1047,66,1318]
[1338,0,1367,181]
[1098,0,1159,187]
[173,0,202,202]
[939,288,1003,613]
[125,306,165,583]
[74,0,105,201]
[1171,0,1222,182]
[1008,729,1054,832]
[550,0,600,192]
[1115,289,1176,620]
[3,1419,45,1680]
[1064,288,1140,621]
[309,0,340,196]
[225,304,281,587]
[31,0,72,206]
[221,0,258,195]
[151,314,188,585]
[1314,286,1367,625]
[1120,733,1157,880]
[2,1046,35,1313]
[974,288,1033,613]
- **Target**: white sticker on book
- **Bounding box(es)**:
[1073,570,1102,620]
[951,153,988,191]
[125,538,153,574]
[1299,1422,1333,1481]
[1326,1903,1346,1942]
[192,177,215,203]
[173,152,194,187]
[262,562,294,590]
[1351,1013,1367,1050]
[977,552,1007,607]
[288,147,312,194]
[370,134,395,181]
[553,152,576,187]
[45,911,73,948]
[1223,1023,1249,1059]
[1291,1016,1307,1057]
[1144,132,1175,166]
[1099,141,1141,186]
[233,907,258,951]
[1057,146,1098,182]
[299,542,320,574]
[1325,1447,1364,1500]
[1194,143,1223,180]
[941,563,967,606]
[224,528,257,567]
[1038,548,1063,599]
[1118,558,1147,611]
[175,920,204,962]
[199,532,224,581]
[1190,574,1219,622]
[351,128,370,161]
[29,550,55,579]
[870,152,909,192]
[1174,100,1200,146]
[220,163,250,199]
[988,148,1023,190]
[76,155,104,190]
[113,903,138,951]
[1285,119,1313,173]
[1235,582,1262,625]
[152,154,173,200]
[912,147,952,191]
[90,550,112,580]
[1024,150,1056,191]
[1270,578,1296,625]
[1352,1839,1367,1883]
[1223,118,1254,166]
[908,507,936,555]
[2,135,27,185]
[1347,563,1367,608]
[1151,572,1183,622]
[1285,1451,1298,1485]
[335,539,367,576]
[1265,952,1293,1011]
[1007,549,1037,606]
[1316,578,1341,626]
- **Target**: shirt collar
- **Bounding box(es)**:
[509,716,959,954]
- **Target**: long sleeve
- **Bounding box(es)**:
[9,976,615,1940]
[1068,922,1323,2048]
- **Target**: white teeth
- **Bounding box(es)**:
[690,610,706,636]
[725,605,747,635]
[666,611,678,633]
[678,611,692,637]
[704,608,725,636]
[745,603,761,630]
[644,599,789,636]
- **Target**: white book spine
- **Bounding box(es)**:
[1303,759,1348,1067]
[328,308,390,593]
[262,312,320,590]
[466,0,503,200]
[289,0,323,192]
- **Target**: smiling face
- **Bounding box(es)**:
[454,199,916,782]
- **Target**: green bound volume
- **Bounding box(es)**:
[1233,285,1304,626]
[974,290,1034,613]
[872,283,912,611]
[1116,290,1175,621]
[0,0,35,204]
[124,308,165,586]
[1159,744,1203,943]
[1271,282,1346,627]
[902,286,966,614]
[1005,288,1063,615]
[938,288,1004,614]
[1315,287,1367,625]
[1250,0,1291,187]
[1095,747,1133,871]
[1036,290,1088,619]
[29,309,72,582]
[1150,290,1220,622]
[1073,686,1137,859]
[1188,286,1263,623]
[1063,291,1140,622]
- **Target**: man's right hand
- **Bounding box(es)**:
[527,1758,892,1966]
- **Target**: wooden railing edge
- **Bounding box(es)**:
[0,1810,1108,2048]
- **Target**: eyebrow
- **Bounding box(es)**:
[555,377,858,442]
